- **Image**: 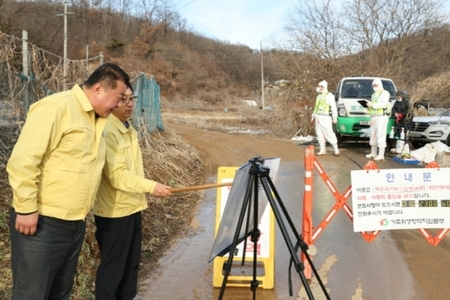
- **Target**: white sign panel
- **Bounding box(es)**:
[351,168,450,232]
[209,157,280,262]
[220,185,271,258]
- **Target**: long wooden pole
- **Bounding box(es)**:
[168,182,232,193]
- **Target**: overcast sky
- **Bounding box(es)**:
[176,0,450,50]
[176,0,293,50]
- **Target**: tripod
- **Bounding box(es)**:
[218,157,329,300]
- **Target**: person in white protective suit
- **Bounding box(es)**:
[311,80,340,156]
[364,78,390,160]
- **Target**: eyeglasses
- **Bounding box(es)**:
[122,96,137,104]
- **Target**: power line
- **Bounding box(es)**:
[175,0,198,12]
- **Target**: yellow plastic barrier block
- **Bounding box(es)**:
[212,166,275,289]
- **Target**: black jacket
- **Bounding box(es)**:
[391,99,410,132]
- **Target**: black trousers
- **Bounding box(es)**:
[94,212,142,300]
[9,208,86,300]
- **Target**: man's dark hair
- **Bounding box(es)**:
[395,90,404,97]
[83,63,130,90]
[127,82,134,93]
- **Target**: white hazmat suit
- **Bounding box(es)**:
[365,78,390,160]
[311,80,339,156]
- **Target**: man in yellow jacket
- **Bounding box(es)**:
[7,63,130,300]
[94,84,172,299]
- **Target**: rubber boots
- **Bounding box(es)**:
[332,143,340,156]
[365,146,377,159]
[374,147,386,161]
[317,142,326,155]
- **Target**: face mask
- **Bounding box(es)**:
[316,87,321,93]
[373,86,381,92]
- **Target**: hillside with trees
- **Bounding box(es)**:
[1,0,450,297]
[0,0,280,101]
[2,0,450,139]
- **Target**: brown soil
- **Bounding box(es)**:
[167,123,303,175]
[166,122,450,300]
[2,117,448,299]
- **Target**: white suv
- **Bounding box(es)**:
[409,109,450,148]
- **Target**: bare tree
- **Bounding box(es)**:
[285,0,447,78]
[272,0,449,137]
[285,0,348,59]
[281,0,360,107]
[137,0,159,24]
[346,0,446,74]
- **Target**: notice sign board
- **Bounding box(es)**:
[209,157,280,262]
[351,168,450,232]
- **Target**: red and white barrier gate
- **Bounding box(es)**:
[301,145,450,279]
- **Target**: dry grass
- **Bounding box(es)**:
[0,90,296,299]
[0,123,21,299]
[7,70,448,297]
[0,124,205,299]
[162,90,308,139]
[411,71,450,108]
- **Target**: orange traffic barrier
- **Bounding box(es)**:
[301,145,314,279]
[419,161,450,245]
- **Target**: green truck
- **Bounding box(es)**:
[334,76,397,145]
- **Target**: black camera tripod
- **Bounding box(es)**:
[218,157,329,300]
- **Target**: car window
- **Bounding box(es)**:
[438,110,450,117]
[341,83,359,98]
[381,80,396,97]
[341,79,395,98]
[341,79,372,98]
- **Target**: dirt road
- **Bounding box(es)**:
[139,123,450,299]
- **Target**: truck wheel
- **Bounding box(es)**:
[334,124,347,146]
[336,134,348,147]
[446,135,450,147]
[411,140,425,149]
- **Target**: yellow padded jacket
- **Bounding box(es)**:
[7,84,107,220]
[94,115,157,218]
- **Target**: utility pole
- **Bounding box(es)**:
[22,30,30,115]
[260,40,265,110]
[57,1,74,91]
